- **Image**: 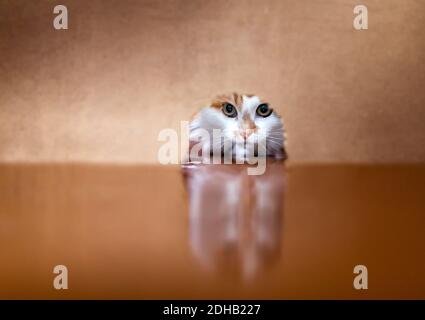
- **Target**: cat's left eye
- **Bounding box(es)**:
[222,103,237,118]
[256,103,272,117]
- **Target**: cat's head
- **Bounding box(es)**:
[189,93,286,159]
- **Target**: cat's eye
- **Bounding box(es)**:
[256,103,272,117]
[222,103,237,118]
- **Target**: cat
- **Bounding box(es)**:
[189,93,287,163]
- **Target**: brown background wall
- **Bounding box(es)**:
[1,0,424,164]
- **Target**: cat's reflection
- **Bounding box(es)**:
[183,160,286,279]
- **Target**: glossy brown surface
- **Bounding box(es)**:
[0,162,425,299]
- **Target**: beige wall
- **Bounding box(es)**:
[1,0,424,163]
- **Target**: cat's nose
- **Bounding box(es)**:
[240,129,254,140]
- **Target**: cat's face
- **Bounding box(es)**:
[189,93,286,160]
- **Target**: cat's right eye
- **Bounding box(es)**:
[222,103,237,118]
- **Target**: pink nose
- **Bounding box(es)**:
[240,129,254,140]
